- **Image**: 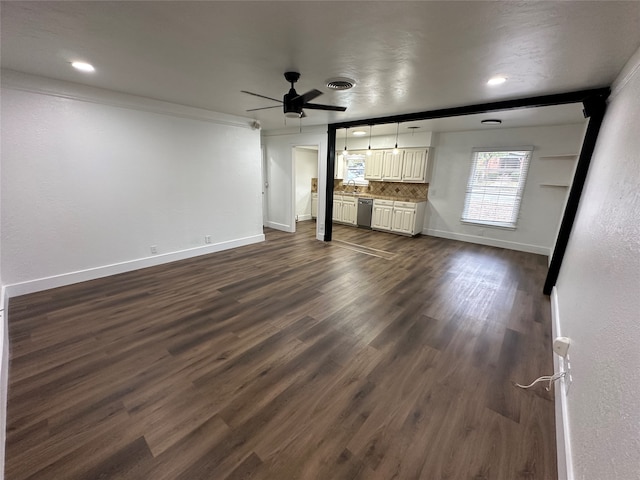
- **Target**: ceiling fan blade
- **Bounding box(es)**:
[241,90,283,103]
[246,105,281,112]
[303,103,347,112]
[293,89,323,104]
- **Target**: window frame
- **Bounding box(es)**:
[342,151,369,186]
[461,146,533,229]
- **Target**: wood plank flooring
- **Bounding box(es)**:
[5,221,557,479]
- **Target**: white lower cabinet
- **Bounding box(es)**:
[372,199,394,231]
[333,195,343,222]
[333,195,357,225]
[341,196,357,225]
[311,193,318,218]
[373,200,426,236]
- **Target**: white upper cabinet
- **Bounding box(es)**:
[401,148,429,182]
[364,150,384,180]
[335,154,345,179]
[364,148,430,183]
[382,150,403,181]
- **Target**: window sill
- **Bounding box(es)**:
[461,220,517,231]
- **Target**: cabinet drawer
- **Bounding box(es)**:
[373,199,394,207]
[394,201,417,209]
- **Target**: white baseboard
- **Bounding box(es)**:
[551,287,574,480]
[297,214,312,222]
[423,228,550,256]
[264,221,294,233]
[4,234,265,298]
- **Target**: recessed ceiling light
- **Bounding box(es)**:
[481,119,502,125]
[487,76,507,86]
[352,130,367,136]
[71,61,95,73]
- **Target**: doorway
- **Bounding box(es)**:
[293,146,319,234]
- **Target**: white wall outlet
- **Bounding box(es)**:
[205,235,212,244]
[150,245,157,254]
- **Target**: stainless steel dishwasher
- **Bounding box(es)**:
[357,198,373,229]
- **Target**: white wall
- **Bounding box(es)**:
[554,46,640,480]
[262,127,328,239]
[425,123,586,255]
[0,72,265,477]
[294,148,318,222]
[1,71,264,293]
[335,131,434,151]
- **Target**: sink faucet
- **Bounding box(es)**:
[346,179,357,193]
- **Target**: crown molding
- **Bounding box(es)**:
[1,69,256,129]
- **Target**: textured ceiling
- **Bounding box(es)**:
[2,1,639,131]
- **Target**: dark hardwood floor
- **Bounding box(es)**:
[6,221,557,479]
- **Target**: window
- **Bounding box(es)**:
[462,147,533,229]
[343,152,368,186]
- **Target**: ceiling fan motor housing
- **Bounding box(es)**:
[283,88,303,117]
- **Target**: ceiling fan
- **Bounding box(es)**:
[242,72,347,119]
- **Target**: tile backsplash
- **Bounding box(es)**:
[311,178,428,201]
[364,181,429,200]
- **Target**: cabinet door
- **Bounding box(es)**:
[392,207,416,234]
[365,151,384,180]
[383,151,403,181]
[335,155,344,179]
[372,205,393,230]
[332,198,343,222]
[342,201,357,225]
[402,149,428,182]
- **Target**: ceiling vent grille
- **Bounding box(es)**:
[326,77,356,90]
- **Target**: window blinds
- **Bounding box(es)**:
[461,147,533,229]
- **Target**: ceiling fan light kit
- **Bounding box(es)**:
[243,72,347,119]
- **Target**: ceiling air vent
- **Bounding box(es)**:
[326,77,356,90]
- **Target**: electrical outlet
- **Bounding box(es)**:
[205,235,211,244]
[150,245,157,254]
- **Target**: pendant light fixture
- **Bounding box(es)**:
[392,123,400,155]
[343,128,349,156]
[367,125,373,156]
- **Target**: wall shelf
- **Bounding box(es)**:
[539,154,578,161]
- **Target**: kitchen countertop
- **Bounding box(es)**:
[334,192,427,203]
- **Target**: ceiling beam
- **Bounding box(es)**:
[328,87,610,129]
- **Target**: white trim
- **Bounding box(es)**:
[297,214,312,222]
[264,221,295,233]
[4,234,264,298]
[0,303,7,480]
[423,228,550,256]
[0,69,256,130]
[551,287,574,480]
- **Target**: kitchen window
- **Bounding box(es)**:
[343,152,369,186]
[462,147,533,229]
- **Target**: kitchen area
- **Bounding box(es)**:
[311,140,431,237]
